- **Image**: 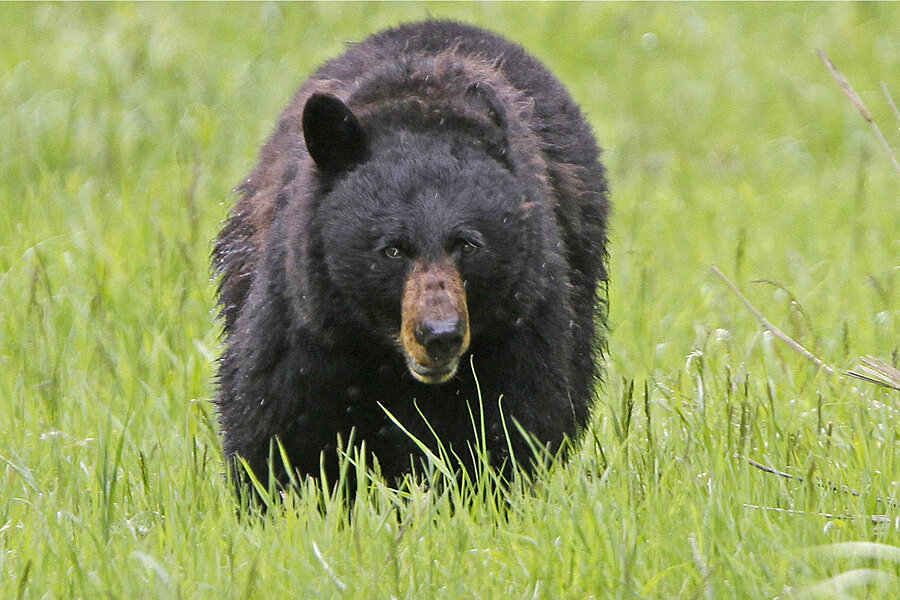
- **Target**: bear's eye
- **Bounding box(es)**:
[454,237,481,256]
[383,246,404,259]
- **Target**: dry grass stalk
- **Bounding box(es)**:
[817,49,900,178]
[711,265,835,375]
[738,454,898,508]
[713,267,899,395]
[742,504,893,525]
[846,356,900,392]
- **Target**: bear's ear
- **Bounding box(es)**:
[465,82,513,169]
[465,82,508,130]
[302,93,367,174]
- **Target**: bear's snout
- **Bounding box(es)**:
[401,259,470,384]
[415,317,466,364]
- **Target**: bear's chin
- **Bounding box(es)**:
[406,356,459,385]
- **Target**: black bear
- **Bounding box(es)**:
[214,21,609,491]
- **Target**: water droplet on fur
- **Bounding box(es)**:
[515,318,524,328]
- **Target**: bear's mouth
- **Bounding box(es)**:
[405,355,460,384]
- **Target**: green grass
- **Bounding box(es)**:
[1,3,899,598]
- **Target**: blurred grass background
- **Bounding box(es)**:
[0,3,898,598]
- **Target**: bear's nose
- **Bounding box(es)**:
[415,318,465,363]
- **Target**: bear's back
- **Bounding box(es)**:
[312,21,598,168]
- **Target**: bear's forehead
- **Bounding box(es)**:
[350,140,511,200]
[338,164,515,223]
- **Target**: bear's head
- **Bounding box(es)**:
[299,93,556,384]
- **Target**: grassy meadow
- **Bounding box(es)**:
[1,3,899,598]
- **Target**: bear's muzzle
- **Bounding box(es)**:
[400,259,470,384]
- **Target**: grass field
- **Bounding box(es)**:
[1,3,899,598]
